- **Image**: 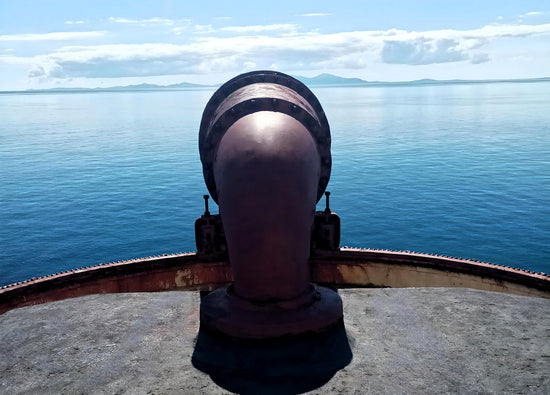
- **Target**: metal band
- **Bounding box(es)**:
[199,71,331,203]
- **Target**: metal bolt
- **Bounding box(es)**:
[203,195,210,216]
[324,191,331,213]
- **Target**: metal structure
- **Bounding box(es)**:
[198,70,342,338]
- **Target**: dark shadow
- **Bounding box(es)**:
[191,319,352,394]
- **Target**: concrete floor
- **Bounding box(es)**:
[1,288,549,394]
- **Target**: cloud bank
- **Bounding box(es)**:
[14,22,550,80]
[381,38,468,65]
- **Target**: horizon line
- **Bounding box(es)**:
[1,74,550,94]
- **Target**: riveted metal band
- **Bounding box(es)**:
[199,70,331,204]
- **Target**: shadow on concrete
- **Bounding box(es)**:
[191,319,352,394]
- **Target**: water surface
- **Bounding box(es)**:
[1,82,549,285]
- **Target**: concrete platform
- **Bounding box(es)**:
[1,288,549,394]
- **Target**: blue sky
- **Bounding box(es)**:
[1,0,549,90]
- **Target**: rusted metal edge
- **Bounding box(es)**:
[1,248,549,314]
[0,253,231,315]
[312,248,550,298]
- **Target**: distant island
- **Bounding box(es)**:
[295,74,550,87]
[21,81,207,93]
[2,74,549,93]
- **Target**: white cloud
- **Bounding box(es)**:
[0,31,106,41]
[19,22,550,80]
[28,64,47,77]
[65,20,85,25]
[109,17,176,26]
[172,27,187,35]
[522,11,543,17]
[194,25,216,34]
[466,23,550,38]
[26,43,228,78]
[381,38,468,65]
[470,52,490,64]
[379,23,550,65]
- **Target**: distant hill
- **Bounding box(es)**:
[23,81,206,93]
[294,73,369,86]
[297,74,550,88]
[97,81,206,91]
[2,74,548,94]
[377,77,550,87]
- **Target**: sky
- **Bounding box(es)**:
[1,0,549,90]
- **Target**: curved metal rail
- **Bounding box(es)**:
[2,248,548,314]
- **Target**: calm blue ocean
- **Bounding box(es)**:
[1,82,549,286]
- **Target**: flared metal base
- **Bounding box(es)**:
[199,283,343,339]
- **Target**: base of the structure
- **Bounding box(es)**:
[199,283,343,339]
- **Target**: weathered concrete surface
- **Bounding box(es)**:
[1,288,549,394]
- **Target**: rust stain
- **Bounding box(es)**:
[336,264,371,285]
[1,249,549,315]
[175,269,196,288]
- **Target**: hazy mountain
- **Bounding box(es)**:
[5,74,549,94]
[23,81,207,93]
[294,73,369,86]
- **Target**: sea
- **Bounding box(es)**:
[1,81,549,286]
